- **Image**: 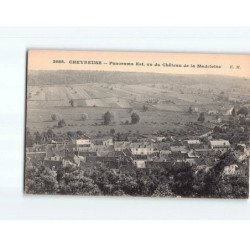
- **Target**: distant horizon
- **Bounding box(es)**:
[28,68,249,78]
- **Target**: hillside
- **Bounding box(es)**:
[26,70,250,133]
[28,70,250,88]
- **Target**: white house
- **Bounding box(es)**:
[50,155,62,161]
[209,140,230,153]
[208,110,219,115]
[129,143,155,156]
[170,146,188,154]
[102,138,114,147]
[133,160,146,168]
[223,164,239,175]
[156,136,166,142]
[75,139,92,151]
[184,140,201,148]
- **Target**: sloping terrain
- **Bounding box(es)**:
[26,70,250,133]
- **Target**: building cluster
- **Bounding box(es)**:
[26,128,249,178]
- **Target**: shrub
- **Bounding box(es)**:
[51,114,57,121]
[58,119,66,128]
[110,128,115,135]
[103,111,113,125]
[131,112,140,124]
[81,113,88,121]
[197,112,205,122]
[237,106,248,116]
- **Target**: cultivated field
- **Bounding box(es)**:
[26,71,250,134]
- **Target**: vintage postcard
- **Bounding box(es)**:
[25,50,249,198]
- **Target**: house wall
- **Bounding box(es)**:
[103,139,114,147]
[212,147,229,154]
[131,147,154,155]
[134,160,146,168]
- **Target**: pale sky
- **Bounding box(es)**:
[28,50,250,78]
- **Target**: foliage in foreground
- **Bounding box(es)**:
[25,154,249,198]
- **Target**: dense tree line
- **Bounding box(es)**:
[25,152,248,198]
[26,129,90,146]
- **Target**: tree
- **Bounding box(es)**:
[188,106,193,114]
[110,128,115,135]
[34,131,42,144]
[142,105,148,112]
[232,107,236,117]
[46,129,55,139]
[113,189,125,196]
[69,99,75,107]
[25,165,58,194]
[200,136,209,144]
[170,163,195,197]
[67,131,75,139]
[51,114,57,121]
[81,113,88,121]
[237,106,248,117]
[117,174,139,195]
[76,130,83,136]
[152,183,174,197]
[103,111,113,125]
[197,112,205,122]
[58,119,66,128]
[213,125,224,133]
[213,175,248,198]
[128,108,133,114]
[58,166,102,195]
[26,129,34,147]
[131,112,140,124]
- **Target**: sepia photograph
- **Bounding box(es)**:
[1,4,250,250]
[25,50,249,198]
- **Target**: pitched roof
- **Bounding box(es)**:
[75,139,91,145]
[123,148,134,157]
[105,149,136,160]
[160,150,172,154]
[153,143,169,151]
[170,146,187,152]
[78,151,97,157]
[114,141,131,148]
[210,140,230,147]
[129,142,153,148]
[46,144,67,158]
[105,151,123,158]
[187,150,199,158]
[91,139,103,145]
[185,140,201,145]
